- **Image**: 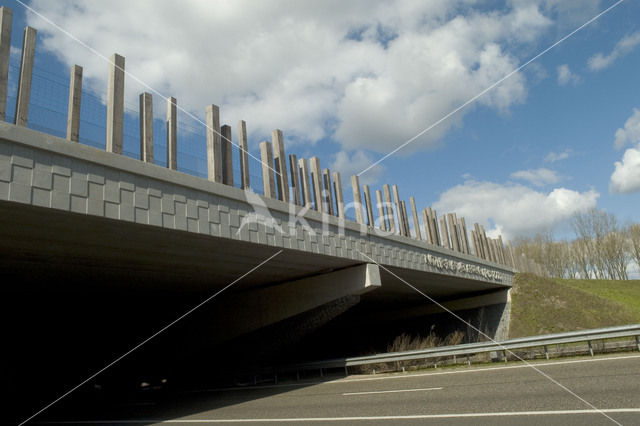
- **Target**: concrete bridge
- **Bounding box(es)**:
[0,5,515,420]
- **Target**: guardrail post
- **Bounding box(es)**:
[466,354,471,366]
[544,345,549,360]
[320,368,324,377]
[503,350,507,363]
[636,336,640,352]
[588,340,594,357]
[344,366,348,377]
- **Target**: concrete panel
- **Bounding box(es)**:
[15,26,36,127]
[259,141,275,198]
[139,92,153,163]
[289,154,301,206]
[205,104,222,183]
[333,171,345,218]
[351,175,364,225]
[238,120,250,190]
[298,157,312,208]
[0,6,11,121]
[106,54,125,154]
[166,97,177,170]
[309,157,323,212]
[383,184,395,233]
[272,129,289,202]
[363,185,373,227]
[422,209,432,244]
[400,200,410,238]
[221,124,233,186]
[447,213,460,252]
[66,65,82,142]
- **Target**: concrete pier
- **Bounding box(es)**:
[309,157,323,212]
[238,120,250,190]
[259,141,276,198]
[221,125,233,186]
[166,97,177,170]
[383,184,396,233]
[289,154,301,206]
[206,104,222,183]
[272,129,289,202]
[351,175,364,225]
[333,171,345,219]
[0,6,11,121]
[363,185,374,227]
[66,65,82,142]
[15,26,36,127]
[139,92,154,163]
[298,157,313,208]
[106,53,125,154]
[376,189,387,231]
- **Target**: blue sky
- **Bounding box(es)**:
[3,0,639,241]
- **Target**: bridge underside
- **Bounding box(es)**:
[2,200,510,420]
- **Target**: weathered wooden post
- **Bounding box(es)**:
[206,104,222,183]
[166,97,177,170]
[260,141,276,198]
[238,120,250,189]
[139,92,153,163]
[106,53,125,153]
[66,65,82,142]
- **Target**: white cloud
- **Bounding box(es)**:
[610,147,640,194]
[613,108,640,150]
[433,180,599,240]
[510,168,560,186]
[556,64,580,86]
[330,150,384,186]
[544,149,571,162]
[26,0,552,155]
[588,31,640,72]
[610,108,640,194]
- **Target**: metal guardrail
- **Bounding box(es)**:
[285,324,640,374]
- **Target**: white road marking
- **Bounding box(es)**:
[42,408,640,423]
[342,386,443,396]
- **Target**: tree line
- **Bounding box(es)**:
[512,209,640,280]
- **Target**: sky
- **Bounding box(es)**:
[3,0,640,242]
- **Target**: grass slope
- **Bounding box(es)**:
[509,273,640,339]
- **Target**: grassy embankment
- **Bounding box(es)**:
[509,273,640,338]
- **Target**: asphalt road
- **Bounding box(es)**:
[38,353,640,425]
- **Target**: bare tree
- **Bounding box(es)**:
[628,224,640,274]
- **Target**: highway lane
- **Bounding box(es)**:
[40,353,640,425]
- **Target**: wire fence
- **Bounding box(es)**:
[4,58,267,196]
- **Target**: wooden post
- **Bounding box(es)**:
[238,120,250,190]
[309,157,323,212]
[221,124,233,186]
[66,65,82,142]
[392,185,405,236]
[166,97,177,170]
[376,190,387,231]
[206,104,222,183]
[322,169,335,215]
[0,6,12,121]
[289,154,301,206]
[410,197,422,240]
[139,92,154,163]
[299,158,313,208]
[383,184,396,233]
[106,53,125,153]
[272,129,289,202]
[333,171,345,218]
[351,175,364,225]
[363,185,374,227]
[15,26,37,127]
[259,141,275,198]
